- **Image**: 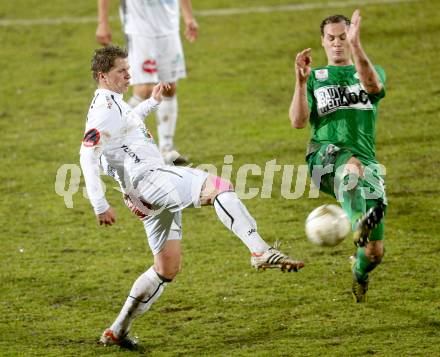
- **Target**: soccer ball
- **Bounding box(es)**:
[305,204,351,247]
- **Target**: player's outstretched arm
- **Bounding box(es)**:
[180,0,198,43]
[96,0,112,45]
[347,9,382,94]
[132,82,168,119]
[289,48,312,128]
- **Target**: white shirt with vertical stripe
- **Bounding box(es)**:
[120,0,180,37]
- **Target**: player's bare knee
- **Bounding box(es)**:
[366,252,383,264]
[201,175,234,205]
[344,157,364,178]
[154,263,180,281]
[163,82,177,97]
[365,244,384,263]
[154,242,181,280]
[134,84,155,99]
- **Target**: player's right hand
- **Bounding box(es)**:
[97,207,116,226]
[96,22,112,45]
[295,48,312,83]
[151,82,170,102]
[185,19,199,43]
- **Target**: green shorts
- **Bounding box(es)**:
[306,143,387,205]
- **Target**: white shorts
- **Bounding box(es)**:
[138,166,209,255]
[126,32,187,85]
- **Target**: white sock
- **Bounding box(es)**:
[156,95,177,152]
[128,95,143,109]
[213,191,270,254]
[110,266,168,337]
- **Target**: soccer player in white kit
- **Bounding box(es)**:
[81,46,304,349]
[96,0,198,165]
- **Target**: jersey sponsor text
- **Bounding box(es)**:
[314,84,372,117]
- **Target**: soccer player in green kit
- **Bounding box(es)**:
[289,9,386,302]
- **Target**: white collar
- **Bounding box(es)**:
[95,88,123,101]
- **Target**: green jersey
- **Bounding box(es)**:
[306,65,386,162]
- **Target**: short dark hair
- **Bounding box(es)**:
[91,45,128,82]
[320,15,350,36]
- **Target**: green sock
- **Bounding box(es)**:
[339,177,366,229]
[369,221,384,241]
[353,246,380,282]
[365,199,386,240]
[337,173,386,282]
[353,201,385,282]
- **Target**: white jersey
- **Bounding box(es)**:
[80,88,163,214]
[120,0,180,37]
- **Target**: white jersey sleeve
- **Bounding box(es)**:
[79,96,121,215]
[80,149,109,214]
[132,97,160,120]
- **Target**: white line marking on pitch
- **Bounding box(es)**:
[0,0,418,27]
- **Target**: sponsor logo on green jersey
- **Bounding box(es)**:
[314,84,372,116]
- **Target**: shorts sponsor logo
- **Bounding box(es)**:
[314,84,372,116]
[172,53,183,65]
[142,59,157,74]
[83,128,100,147]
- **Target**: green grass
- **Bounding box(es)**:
[1,0,440,356]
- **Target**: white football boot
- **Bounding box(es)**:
[99,329,138,350]
[251,245,304,272]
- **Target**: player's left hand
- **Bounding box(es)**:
[185,19,198,43]
[347,9,361,47]
[97,206,116,226]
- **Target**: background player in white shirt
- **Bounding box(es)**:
[81,46,304,348]
[96,0,198,165]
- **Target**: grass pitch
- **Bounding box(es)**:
[1,0,439,356]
